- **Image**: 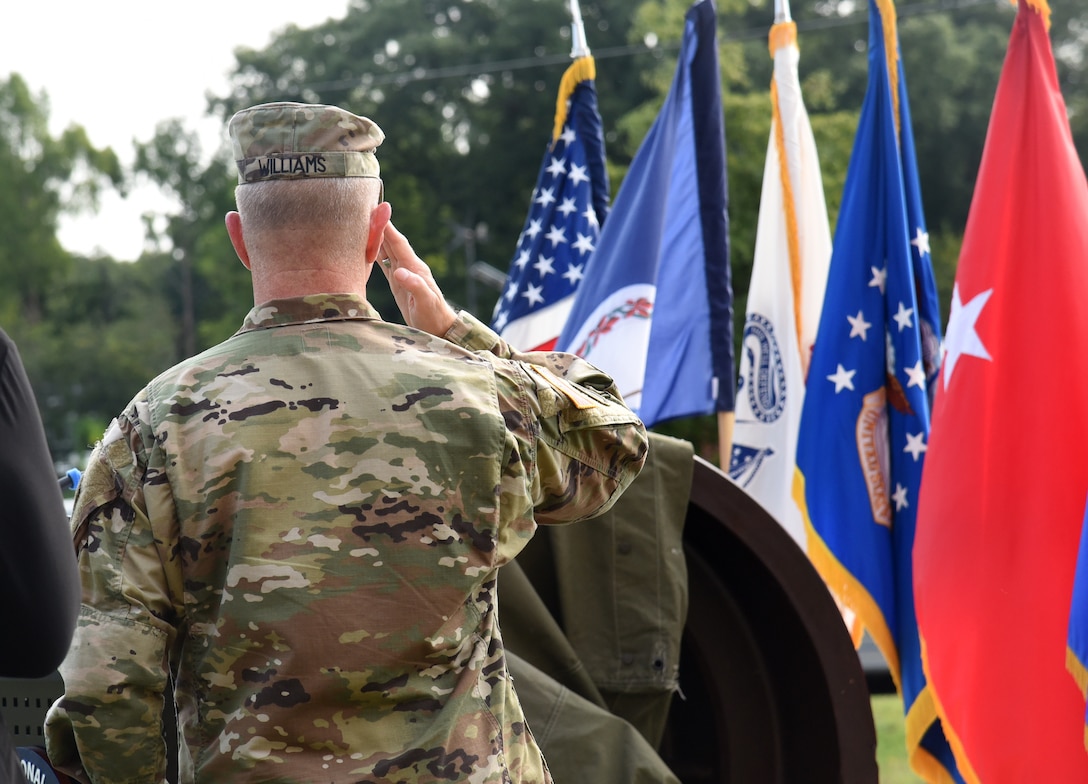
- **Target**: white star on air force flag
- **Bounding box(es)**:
[911,227,931,256]
[869,265,887,294]
[827,364,856,392]
[848,310,872,340]
[903,431,927,461]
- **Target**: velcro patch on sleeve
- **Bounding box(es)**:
[529,365,599,411]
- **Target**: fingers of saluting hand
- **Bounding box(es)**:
[381,224,440,298]
[380,223,428,278]
[378,222,456,336]
[375,222,417,307]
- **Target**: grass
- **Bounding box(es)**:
[873,694,925,783]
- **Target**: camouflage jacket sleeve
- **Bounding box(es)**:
[44,394,183,784]
[444,311,648,525]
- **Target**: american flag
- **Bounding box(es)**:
[555,0,734,429]
[491,55,610,351]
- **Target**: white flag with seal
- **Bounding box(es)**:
[729,19,831,550]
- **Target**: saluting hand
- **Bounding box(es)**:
[377,221,458,337]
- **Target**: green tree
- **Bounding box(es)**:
[0,74,136,460]
[0,74,122,324]
[134,120,249,354]
[731,0,1086,288]
[102,0,1088,463]
[6,0,1087,467]
[207,0,657,321]
[24,253,178,459]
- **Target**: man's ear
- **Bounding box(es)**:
[366,202,393,263]
[225,211,251,270]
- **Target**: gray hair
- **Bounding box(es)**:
[235,177,381,258]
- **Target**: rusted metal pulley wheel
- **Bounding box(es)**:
[658,457,878,783]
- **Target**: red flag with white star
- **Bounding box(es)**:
[914,0,1088,779]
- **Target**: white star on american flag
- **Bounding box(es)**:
[573,232,595,255]
[491,91,608,348]
[522,283,544,306]
[583,204,600,229]
[545,225,568,247]
[568,163,590,187]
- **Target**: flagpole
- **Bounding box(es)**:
[737,0,788,473]
[716,0,759,470]
[569,0,591,58]
[717,412,735,469]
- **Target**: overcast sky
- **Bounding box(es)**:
[1,0,352,260]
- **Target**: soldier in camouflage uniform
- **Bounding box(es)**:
[44,101,648,784]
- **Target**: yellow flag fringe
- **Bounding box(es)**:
[552,56,596,145]
[792,469,901,678]
[919,636,984,783]
[874,0,901,139]
[769,23,806,368]
[1023,0,1052,30]
[1066,645,1088,698]
[767,18,797,56]
[905,687,961,784]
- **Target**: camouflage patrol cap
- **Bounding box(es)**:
[229,101,384,185]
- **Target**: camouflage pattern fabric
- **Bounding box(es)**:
[230,101,385,184]
[44,294,647,784]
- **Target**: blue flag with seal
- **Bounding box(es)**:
[492,55,610,352]
[555,0,734,428]
[792,0,960,780]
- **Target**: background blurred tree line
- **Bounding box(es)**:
[2,0,1085,468]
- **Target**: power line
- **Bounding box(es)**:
[293,0,1009,92]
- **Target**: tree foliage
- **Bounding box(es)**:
[205,0,659,321]
[22,254,178,461]
[134,121,247,354]
[0,74,122,324]
[1,0,1086,463]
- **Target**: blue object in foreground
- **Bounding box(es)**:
[59,468,82,492]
